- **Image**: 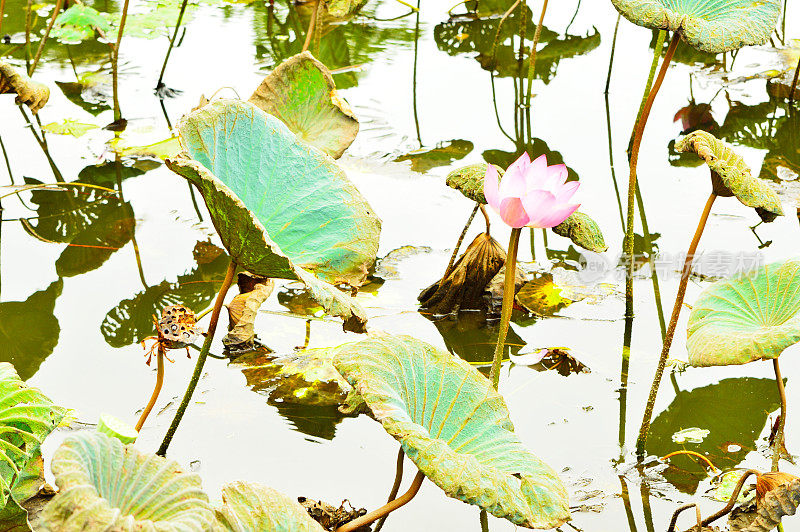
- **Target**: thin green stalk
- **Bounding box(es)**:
[155,0,189,91]
[489,227,522,389]
[373,447,404,532]
[788,56,800,106]
[604,94,625,231]
[157,260,237,456]
[524,0,548,108]
[28,0,64,75]
[604,13,621,94]
[112,0,132,122]
[636,192,717,457]
[624,30,674,323]
[772,358,786,471]
[0,0,6,36]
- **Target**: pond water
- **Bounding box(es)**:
[1,0,799,530]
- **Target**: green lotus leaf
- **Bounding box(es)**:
[395,139,474,173]
[325,0,368,18]
[40,432,218,531]
[675,130,784,221]
[0,363,66,507]
[332,334,570,528]
[687,259,800,367]
[167,100,376,331]
[610,0,781,53]
[249,52,358,159]
[215,481,325,531]
[445,163,490,204]
[551,212,608,253]
[41,119,99,138]
[52,5,111,44]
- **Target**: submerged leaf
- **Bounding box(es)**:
[332,334,570,528]
[40,432,218,531]
[0,363,65,507]
[610,0,781,53]
[216,481,325,531]
[675,131,784,221]
[687,259,800,367]
[395,140,474,173]
[41,119,98,138]
[551,212,608,253]
[249,51,358,159]
[167,99,378,330]
[0,62,50,113]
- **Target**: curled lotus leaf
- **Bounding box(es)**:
[215,481,325,531]
[39,432,217,531]
[445,163,491,204]
[610,0,781,53]
[0,62,50,113]
[166,99,379,331]
[249,52,358,159]
[687,259,800,367]
[332,334,570,529]
[223,276,275,349]
[0,363,65,507]
[730,475,800,532]
[551,211,608,253]
[675,130,783,221]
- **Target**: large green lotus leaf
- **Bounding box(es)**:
[215,481,324,531]
[687,259,800,367]
[167,100,375,331]
[610,0,781,53]
[0,363,65,508]
[675,130,784,221]
[332,334,570,529]
[0,280,62,381]
[249,52,358,159]
[40,432,218,531]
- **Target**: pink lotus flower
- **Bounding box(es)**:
[484,153,580,229]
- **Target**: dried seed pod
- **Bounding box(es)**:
[158,305,201,349]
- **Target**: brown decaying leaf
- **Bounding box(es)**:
[0,62,50,113]
[418,233,506,315]
[485,262,529,316]
[223,273,275,349]
[297,497,368,531]
[727,474,800,532]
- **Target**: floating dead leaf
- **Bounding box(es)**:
[510,348,590,376]
[223,273,275,351]
[297,497,367,531]
[485,262,528,316]
[418,233,506,315]
[727,473,800,531]
[516,273,571,316]
[0,61,50,113]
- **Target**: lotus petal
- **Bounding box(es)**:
[215,481,325,531]
[0,363,65,507]
[610,0,781,53]
[687,259,800,367]
[332,334,570,529]
[249,52,358,159]
[39,432,218,531]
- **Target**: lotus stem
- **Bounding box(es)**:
[155,0,189,92]
[636,192,717,457]
[480,205,491,234]
[112,0,131,122]
[789,56,800,106]
[373,447,405,532]
[661,450,718,473]
[772,358,787,471]
[668,503,696,532]
[24,0,31,70]
[135,344,165,432]
[490,0,521,64]
[301,0,319,53]
[0,0,5,36]
[523,0,548,108]
[623,28,669,321]
[28,0,64,76]
[480,509,489,531]
[335,470,425,532]
[490,227,522,389]
[701,469,760,527]
[604,13,621,95]
[441,204,479,282]
[157,260,237,456]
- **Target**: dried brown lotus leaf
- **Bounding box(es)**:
[730,475,800,532]
[224,274,275,349]
[0,62,50,113]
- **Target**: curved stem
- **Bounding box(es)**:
[668,503,696,532]
[157,260,236,456]
[701,470,759,526]
[624,28,667,316]
[301,0,319,53]
[155,0,189,90]
[28,0,64,76]
[604,14,621,95]
[441,204,479,282]
[335,471,425,532]
[524,0,548,108]
[136,344,165,432]
[636,192,717,457]
[661,450,718,472]
[489,227,521,389]
[772,358,787,471]
[373,447,405,532]
[480,205,491,234]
